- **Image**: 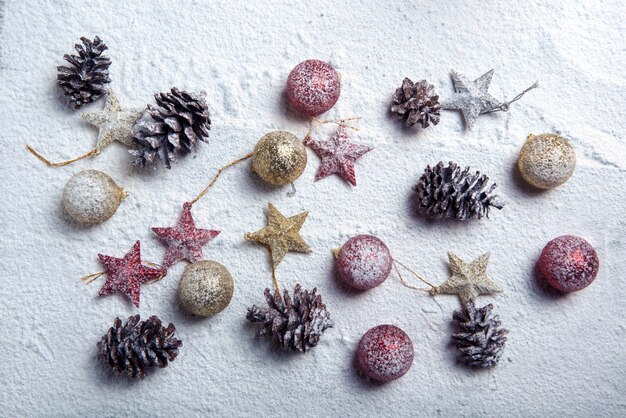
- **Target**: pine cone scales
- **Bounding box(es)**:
[57,36,111,109]
[391,78,441,128]
[247,284,334,352]
[414,161,505,220]
[97,315,182,380]
[452,301,508,368]
[130,88,211,168]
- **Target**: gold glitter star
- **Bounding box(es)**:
[244,203,311,268]
[81,92,143,153]
[431,252,502,305]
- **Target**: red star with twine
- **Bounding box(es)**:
[152,202,220,268]
[97,241,166,307]
[305,124,372,186]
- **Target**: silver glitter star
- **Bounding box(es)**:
[441,69,504,130]
[442,69,538,130]
[81,93,143,153]
[432,252,503,305]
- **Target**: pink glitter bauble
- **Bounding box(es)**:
[357,325,414,382]
[286,59,340,116]
[538,235,599,292]
[337,235,392,290]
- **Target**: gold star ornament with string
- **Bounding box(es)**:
[26,92,142,167]
[431,252,502,305]
[244,203,311,269]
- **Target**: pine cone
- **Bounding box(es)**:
[452,300,509,368]
[391,78,441,128]
[246,284,334,352]
[130,88,211,169]
[57,36,111,109]
[414,161,505,220]
[97,315,182,380]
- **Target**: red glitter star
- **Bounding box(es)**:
[305,125,372,186]
[98,241,166,307]
[152,202,220,268]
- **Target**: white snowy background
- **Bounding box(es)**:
[0,1,624,416]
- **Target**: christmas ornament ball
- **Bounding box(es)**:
[251,131,307,185]
[357,325,414,382]
[538,235,599,292]
[178,260,234,316]
[336,235,392,290]
[62,169,126,224]
[286,59,341,116]
[518,133,576,189]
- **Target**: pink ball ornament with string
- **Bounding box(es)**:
[335,235,393,290]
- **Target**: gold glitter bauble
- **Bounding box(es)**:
[62,169,127,224]
[178,260,234,317]
[518,133,576,189]
[251,131,307,185]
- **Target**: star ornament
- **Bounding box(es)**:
[305,125,372,186]
[432,252,502,305]
[441,69,503,130]
[82,92,143,152]
[244,203,312,268]
[152,202,220,268]
[97,241,166,307]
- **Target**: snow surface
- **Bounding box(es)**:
[0,0,625,417]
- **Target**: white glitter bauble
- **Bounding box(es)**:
[178,260,234,316]
[62,169,127,224]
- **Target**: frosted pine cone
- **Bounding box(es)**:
[97,315,182,379]
[414,161,505,220]
[452,300,508,368]
[130,88,211,169]
[391,78,441,128]
[246,284,334,352]
[57,36,111,109]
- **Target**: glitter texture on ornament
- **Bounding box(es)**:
[518,133,576,189]
[538,235,599,292]
[62,169,127,224]
[357,325,414,382]
[251,131,307,186]
[82,92,143,152]
[286,59,341,116]
[335,234,392,290]
[244,203,311,268]
[178,260,234,316]
[152,203,220,268]
[305,124,372,186]
[432,252,502,306]
[97,241,166,307]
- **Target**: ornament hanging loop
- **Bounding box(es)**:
[483,81,539,114]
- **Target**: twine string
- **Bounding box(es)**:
[304,116,362,141]
[26,145,98,167]
[190,152,254,204]
[80,271,105,285]
[392,259,436,290]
